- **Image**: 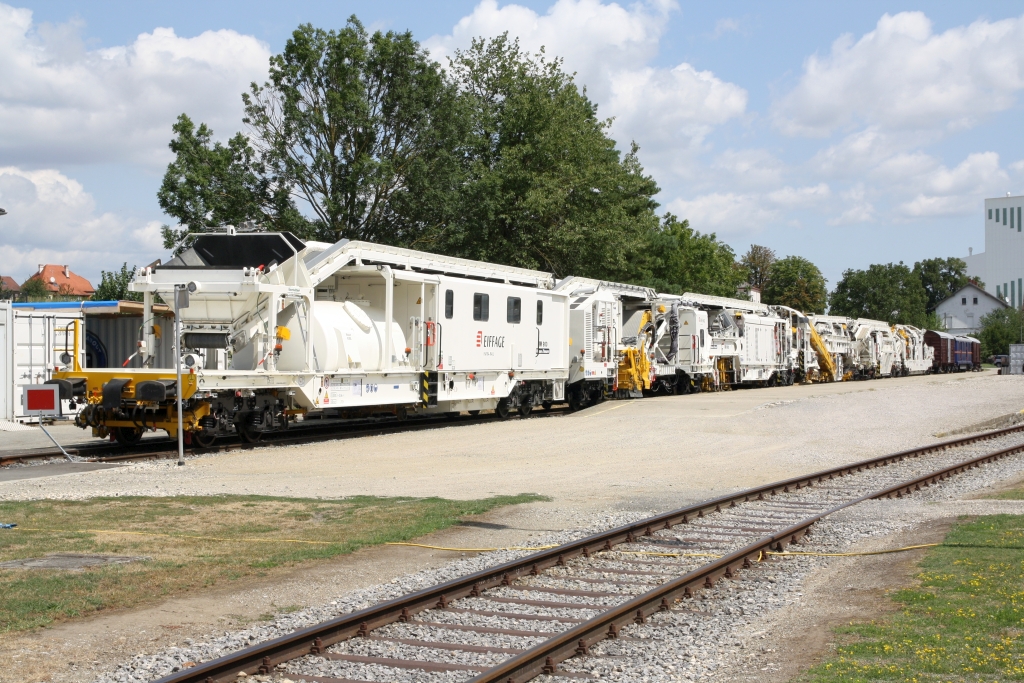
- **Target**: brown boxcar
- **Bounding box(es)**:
[924,330,955,372]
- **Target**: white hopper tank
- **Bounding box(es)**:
[276,301,409,373]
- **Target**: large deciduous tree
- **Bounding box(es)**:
[829,262,928,326]
[158,114,308,249]
[912,257,980,311]
[762,256,827,314]
[643,214,746,297]
[978,307,1024,357]
[243,17,462,244]
[427,34,660,280]
[740,245,776,292]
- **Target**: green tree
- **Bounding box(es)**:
[762,256,828,313]
[644,214,745,297]
[829,262,928,326]
[243,17,461,245]
[92,263,142,302]
[158,114,309,250]
[740,245,775,292]
[19,277,49,300]
[912,257,979,311]
[428,34,660,280]
[978,307,1024,357]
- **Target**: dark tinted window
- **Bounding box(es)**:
[444,290,453,319]
[973,297,978,304]
[699,329,705,346]
[536,300,543,324]
[473,293,489,321]
[507,296,521,323]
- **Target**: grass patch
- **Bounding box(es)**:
[0,492,545,634]
[987,480,1024,500]
[806,515,1024,681]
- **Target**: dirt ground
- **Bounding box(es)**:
[2,370,1024,682]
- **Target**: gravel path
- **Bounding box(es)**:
[89,430,1024,683]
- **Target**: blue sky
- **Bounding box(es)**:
[2,0,1023,289]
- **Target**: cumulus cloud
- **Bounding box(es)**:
[0,3,270,167]
[0,166,163,284]
[773,11,1024,137]
[895,152,1009,217]
[426,0,747,172]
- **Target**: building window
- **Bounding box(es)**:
[506,296,521,324]
[998,285,1002,299]
[989,208,993,219]
[473,293,489,321]
[962,297,967,305]
[1014,208,1017,230]
[444,289,453,319]
[536,300,543,325]
[973,297,978,305]
[1004,208,1008,226]
[1019,207,1022,232]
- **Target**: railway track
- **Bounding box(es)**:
[150,423,1024,683]
[0,407,570,468]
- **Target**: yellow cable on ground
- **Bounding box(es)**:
[766,543,940,557]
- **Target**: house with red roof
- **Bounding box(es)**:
[0,275,19,297]
[22,264,95,299]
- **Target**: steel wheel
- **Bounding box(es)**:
[192,430,217,448]
[237,415,262,443]
[113,426,143,447]
[495,398,512,420]
[468,409,481,416]
[519,396,533,417]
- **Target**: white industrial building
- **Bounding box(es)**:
[933,283,1006,335]
[963,193,1024,307]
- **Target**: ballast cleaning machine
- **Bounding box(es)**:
[51,230,571,446]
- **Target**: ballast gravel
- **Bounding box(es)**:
[90,434,1024,683]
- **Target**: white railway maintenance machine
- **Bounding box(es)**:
[55,232,568,446]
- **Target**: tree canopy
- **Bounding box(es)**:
[762,256,828,314]
[158,114,308,250]
[912,257,980,311]
[740,245,775,292]
[978,307,1024,357]
[829,262,929,326]
[93,263,142,302]
[243,17,461,245]
[420,34,661,281]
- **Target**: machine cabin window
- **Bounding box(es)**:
[444,289,454,319]
[699,329,705,346]
[473,293,489,321]
[507,296,521,324]
[536,300,543,325]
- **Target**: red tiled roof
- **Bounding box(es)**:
[23,265,95,296]
[1,276,19,292]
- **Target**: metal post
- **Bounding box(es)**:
[174,285,185,466]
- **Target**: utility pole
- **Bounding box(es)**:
[174,284,189,466]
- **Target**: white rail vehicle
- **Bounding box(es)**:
[809,315,856,378]
[849,319,897,378]
[682,294,792,387]
[771,306,820,383]
[115,233,570,444]
[893,324,934,375]
[649,298,711,394]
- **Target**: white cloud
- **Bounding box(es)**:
[766,183,831,208]
[896,152,1008,217]
[0,3,270,167]
[827,184,875,225]
[711,149,785,189]
[426,0,747,174]
[666,192,779,235]
[712,18,740,39]
[0,166,163,284]
[774,11,1024,137]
